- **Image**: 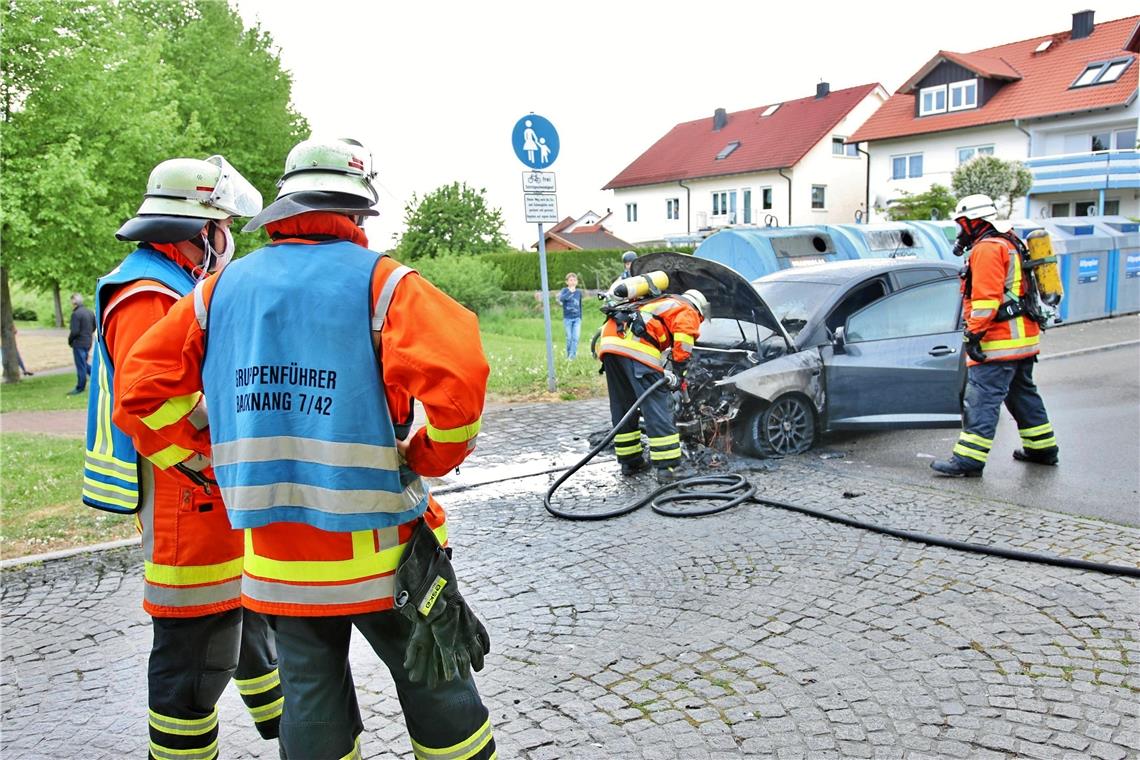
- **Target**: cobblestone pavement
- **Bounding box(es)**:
[3,398,1138,759]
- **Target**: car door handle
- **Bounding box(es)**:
[929,346,956,356]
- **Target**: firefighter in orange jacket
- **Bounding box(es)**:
[931,194,1059,477]
[597,288,708,482]
[117,138,494,760]
[83,156,283,758]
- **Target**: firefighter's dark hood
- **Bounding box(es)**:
[632,252,790,342]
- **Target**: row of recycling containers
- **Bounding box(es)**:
[692,217,1140,324]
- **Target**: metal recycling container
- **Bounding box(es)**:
[1014,218,1113,325]
[693,226,858,280]
[829,222,954,261]
[1090,217,1140,316]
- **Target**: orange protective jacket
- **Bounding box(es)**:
[106,244,242,618]
[961,234,1040,367]
[596,294,703,371]
[117,213,489,617]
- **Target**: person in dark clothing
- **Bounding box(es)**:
[67,293,95,395]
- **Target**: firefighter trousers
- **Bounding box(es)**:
[148,608,282,760]
[602,354,682,468]
[950,357,1058,471]
[266,611,494,760]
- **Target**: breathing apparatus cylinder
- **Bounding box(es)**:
[607,270,669,303]
[1025,229,1063,306]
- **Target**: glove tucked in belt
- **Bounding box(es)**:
[394,519,490,688]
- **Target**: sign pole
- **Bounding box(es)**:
[536,222,557,393]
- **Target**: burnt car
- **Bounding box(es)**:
[629,252,967,456]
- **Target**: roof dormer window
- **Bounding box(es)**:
[919,85,947,116]
[715,141,741,160]
[948,79,978,111]
[1071,57,1133,88]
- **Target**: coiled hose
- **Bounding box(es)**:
[543,378,1140,579]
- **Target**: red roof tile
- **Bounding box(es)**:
[603,83,882,190]
[851,14,1139,143]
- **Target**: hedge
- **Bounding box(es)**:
[485,247,694,291]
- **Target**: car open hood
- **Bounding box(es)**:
[631,252,793,346]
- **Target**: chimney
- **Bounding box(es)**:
[1072,9,1094,40]
[816,81,830,99]
[713,108,727,131]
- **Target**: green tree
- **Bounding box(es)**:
[395,182,509,260]
[951,155,1034,218]
[884,183,958,221]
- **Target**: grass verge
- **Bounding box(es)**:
[1,433,136,558]
[1,372,90,414]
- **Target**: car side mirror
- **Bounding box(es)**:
[832,326,847,354]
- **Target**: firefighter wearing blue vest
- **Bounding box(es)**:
[83,156,284,758]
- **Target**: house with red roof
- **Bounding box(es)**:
[530,210,633,252]
[602,82,888,245]
[849,10,1139,221]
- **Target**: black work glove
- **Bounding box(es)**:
[963,331,987,363]
[394,520,490,688]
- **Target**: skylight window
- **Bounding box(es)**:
[1034,39,1053,54]
[761,104,780,117]
[1071,57,1133,88]
[716,141,741,160]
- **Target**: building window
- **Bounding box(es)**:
[1106,200,1121,215]
[957,144,995,164]
[919,85,947,116]
[1050,202,1070,217]
[891,153,923,179]
[626,203,638,223]
[712,191,737,220]
[666,198,679,220]
[948,79,978,111]
[743,189,752,224]
[761,187,772,210]
[1091,132,1110,152]
[1115,128,1137,149]
[1071,57,1134,88]
[811,185,826,210]
[832,137,859,156]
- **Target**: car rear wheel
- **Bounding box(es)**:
[733,394,816,457]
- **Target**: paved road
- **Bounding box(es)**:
[3,397,1138,759]
[816,343,1140,526]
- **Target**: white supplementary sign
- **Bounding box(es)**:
[524,193,559,223]
[522,171,556,193]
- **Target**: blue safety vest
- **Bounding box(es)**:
[200,240,428,532]
[83,248,198,513]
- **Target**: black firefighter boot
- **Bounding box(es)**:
[930,458,983,478]
[1012,448,1059,466]
[620,456,650,477]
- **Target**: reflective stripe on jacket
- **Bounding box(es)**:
[962,235,1040,366]
[202,240,428,532]
[596,295,703,370]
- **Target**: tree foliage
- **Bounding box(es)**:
[884,183,958,222]
[951,156,1033,218]
[395,182,509,260]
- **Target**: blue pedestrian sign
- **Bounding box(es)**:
[511,114,559,169]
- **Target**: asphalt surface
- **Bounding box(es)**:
[3,375,1139,759]
[816,316,1140,526]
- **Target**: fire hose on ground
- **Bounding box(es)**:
[541,377,1140,580]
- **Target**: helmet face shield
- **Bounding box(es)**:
[205,155,263,218]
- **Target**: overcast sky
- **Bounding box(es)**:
[232,0,1139,251]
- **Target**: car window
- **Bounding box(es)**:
[846,278,960,342]
[751,280,838,336]
[826,278,888,333]
[892,268,949,290]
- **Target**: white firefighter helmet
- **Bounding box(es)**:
[680,289,709,318]
[117,156,262,242]
[953,194,1012,233]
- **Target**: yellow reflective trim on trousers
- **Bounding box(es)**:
[979,334,1039,351]
[425,417,482,444]
[650,448,682,461]
[953,444,988,462]
[338,736,362,760]
[615,443,643,456]
[149,708,218,735]
[1020,423,1053,437]
[247,696,284,722]
[141,392,203,431]
[648,433,680,446]
[614,431,642,443]
[958,432,992,448]
[148,443,194,470]
[244,523,447,583]
[599,335,662,359]
[412,717,493,760]
[674,333,694,345]
[149,740,219,760]
[1023,437,1057,449]
[235,668,280,695]
[971,299,1000,309]
[144,558,243,587]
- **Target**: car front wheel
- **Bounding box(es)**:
[733,394,816,457]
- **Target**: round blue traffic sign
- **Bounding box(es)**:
[511,114,559,169]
